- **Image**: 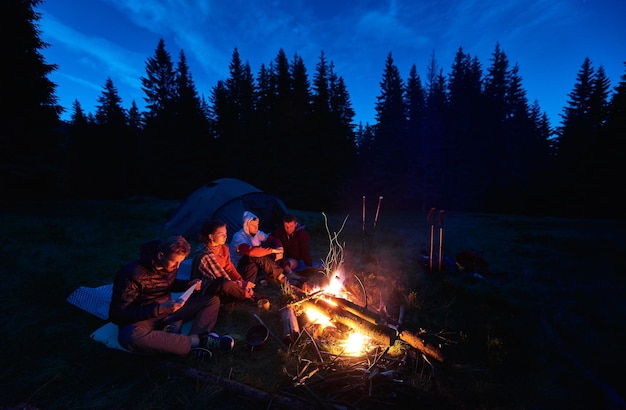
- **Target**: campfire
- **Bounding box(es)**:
[171,212,450,409]
[249,213,446,406]
[280,270,445,363]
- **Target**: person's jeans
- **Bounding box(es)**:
[117,294,220,355]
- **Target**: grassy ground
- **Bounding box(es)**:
[1,198,625,409]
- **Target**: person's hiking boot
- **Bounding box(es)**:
[202,332,235,351]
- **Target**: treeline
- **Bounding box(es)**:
[2,0,625,218]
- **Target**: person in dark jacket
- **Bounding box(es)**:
[108,235,234,356]
[271,214,315,274]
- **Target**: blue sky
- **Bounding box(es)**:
[37,0,625,127]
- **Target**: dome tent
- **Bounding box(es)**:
[162,178,288,242]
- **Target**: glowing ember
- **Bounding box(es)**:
[341,332,371,356]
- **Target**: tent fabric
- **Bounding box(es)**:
[162,178,288,241]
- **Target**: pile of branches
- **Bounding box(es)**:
[275,320,443,409]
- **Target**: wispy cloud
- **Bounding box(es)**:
[39,13,144,91]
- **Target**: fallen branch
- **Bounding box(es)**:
[162,361,312,409]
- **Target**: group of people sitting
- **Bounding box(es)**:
[108,212,317,358]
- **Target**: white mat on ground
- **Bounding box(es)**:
[66,284,112,320]
[90,321,192,352]
[67,260,193,352]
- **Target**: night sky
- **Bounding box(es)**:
[38,0,625,127]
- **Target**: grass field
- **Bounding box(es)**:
[1,197,625,409]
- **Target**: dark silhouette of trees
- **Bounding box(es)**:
[211,47,257,179]
[94,78,132,197]
[1,0,64,198]
[139,39,210,197]
[207,48,356,210]
[600,63,626,217]
[555,58,623,217]
[309,55,357,209]
[140,38,178,194]
[172,49,213,192]
[404,64,427,208]
[5,2,624,218]
[366,53,408,208]
[421,52,447,210]
[444,47,485,212]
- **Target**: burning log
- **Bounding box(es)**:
[326,295,386,326]
[298,297,445,363]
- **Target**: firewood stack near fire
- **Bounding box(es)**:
[263,271,447,408]
[281,285,445,364]
[282,213,444,362]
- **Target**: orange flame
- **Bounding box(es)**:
[341,331,371,356]
[303,270,372,356]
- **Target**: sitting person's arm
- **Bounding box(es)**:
[236,242,280,258]
[223,248,244,281]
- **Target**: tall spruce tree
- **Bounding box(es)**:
[173,49,212,192]
[67,99,93,195]
[601,62,626,217]
[556,57,598,216]
[527,100,557,214]
[140,39,179,194]
[404,64,427,208]
[500,63,535,212]
[224,48,259,176]
[95,78,127,127]
[1,0,64,197]
[445,47,485,211]
[321,62,357,209]
[423,51,447,209]
[142,39,177,119]
[372,53,407,207]
[481,43,511,210]
[93,78,131,197]
[255,63,274,130]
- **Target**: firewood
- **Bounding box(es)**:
[299,297,445,363]
[280,305,300,345]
